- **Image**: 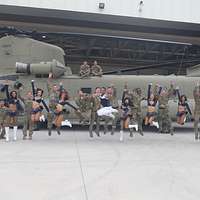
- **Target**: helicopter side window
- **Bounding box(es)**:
[81,88,92,94]
[35,74,49,78]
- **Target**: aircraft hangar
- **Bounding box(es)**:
[0,0,200,75]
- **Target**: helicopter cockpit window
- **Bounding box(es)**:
[81,88,92,94]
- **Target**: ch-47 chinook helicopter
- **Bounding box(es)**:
[0,33,200,124]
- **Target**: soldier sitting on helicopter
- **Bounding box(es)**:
[91,61,103,77]
[80,61,103,78]
[79,61,90,78]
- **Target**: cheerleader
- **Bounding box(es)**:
[97,86,119,135]
[176,88,192,125]
[4,84,23,142]
[97,92,118,119]
[144,83,161,128]
[31,87,44,123]
[119,84,133,141]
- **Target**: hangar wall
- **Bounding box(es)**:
[0,0,199,24]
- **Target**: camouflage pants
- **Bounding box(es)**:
[100,111,119,133]
[0,112,6,138]
[194,111,200,139]
[89,111,100,133]
[47,112,54,129]
[130,109,143,132]
[76,110,91,124]
[158,108,172,133]
[23,114,33,137]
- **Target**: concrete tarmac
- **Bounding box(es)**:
[0,129,200,200]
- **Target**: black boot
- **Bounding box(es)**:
[170,128,174,136]
[129,129,133,137]
[195,132,198,140]
[89,130,93,138]
[111,126,115,135]
[56,128,61,135]
[138,130,144,136]
[95,129,100,137]
[48,129,52,136]
[104,126,108,135]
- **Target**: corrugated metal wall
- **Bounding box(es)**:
[0,0,199,23]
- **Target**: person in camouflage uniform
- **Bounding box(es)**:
[22,91,34,139]
[89,87,101,137]
[79,61,90,78]
[0,83,8,139]
[108,85,119,135]
[91,61,103,77]
[129,88,145,136]
[47,72,62,136]
[75,90,92,124]
[0,100,7,139]
[193,83,200,140]
[157,82,175,134]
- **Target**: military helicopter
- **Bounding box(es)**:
[0,31,200,124]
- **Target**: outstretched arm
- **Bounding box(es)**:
[168,81,175,98]
[31,80,36,100]
[41,99,50,113]
[5,84,9,100]
[147,83,152,99]
[176,87,181,101]
[122,83,128,102]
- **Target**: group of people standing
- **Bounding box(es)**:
[0,75,200,142]
[74,81,198,142]
[0,73,72,141]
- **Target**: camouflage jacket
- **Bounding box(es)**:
[158,85,174,109]
[91,64,102,76]
[130,92,144,112]
[91,96,101,112]
[193,86,200,111]
[109,87,118,108]
[47,79,60,109]
[75,96,92,112]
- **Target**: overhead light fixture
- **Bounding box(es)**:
[99,3,105,9]
[138,0,144,12]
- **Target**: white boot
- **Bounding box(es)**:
[119,130,124,142]
[13,126,18,141]
[152,121,159,129]
[129,124,138,131]
[61,120,72,127]
[5,127,10,142]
